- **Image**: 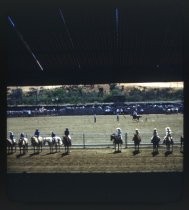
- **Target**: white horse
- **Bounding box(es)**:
[18,137,28,154]
[31,136,43,153]
[43,136,62,153]
[7,138,17,154]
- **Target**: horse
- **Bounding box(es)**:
[163,135,174,153]
[43,136,62,153]
[31,136,43,153]
[6,138,17,154]
[180,136,184,152]
[18,137,28,155]
[151,135,161,153]
[132,134,141,153]
[63,135,71,154]
[132,115,142,121]
[110,133,123,153]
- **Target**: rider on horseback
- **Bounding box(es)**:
[135,128,140,135]
[19,132,27,145]
[133,109,138,117]
[115,127,122,141]
[163,127,174,145]
[20,132,25,139]
[34,129,40,139]
[64,128,71,141]
[51,131,56,143]
[151,128,160,139]
[64,128,69,137]
[151,128,160,152]
[9,131,15,143]
[166,127,171,135]
[64,128,72,147]
[133,128,141,142]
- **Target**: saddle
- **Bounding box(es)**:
[164,136,173,145]
[64,136,71,146]
[151,136,160,144]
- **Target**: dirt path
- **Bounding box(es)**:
[7,146,183,173]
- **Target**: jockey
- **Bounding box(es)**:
[134,128,141,139]
[135,128,139,135]
[64,128,70,137]
[133,109,138,117]
[151,128,160,142]
[9,131,14,141]
[153,128,159,137]
[20,133,25,139]
[165,127,172,136]
[34,129,40,139]
[115,127,122,140]
[51,132,56,143]
[64,128,71,141]
[164,127,173,143]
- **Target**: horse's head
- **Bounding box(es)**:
[43,137,50,145]
[18,138,25,146]
[110,133,115,141]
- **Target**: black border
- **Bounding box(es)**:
[1,0,189,209]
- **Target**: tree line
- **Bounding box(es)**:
[7,84,183,106]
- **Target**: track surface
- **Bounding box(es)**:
[7,146,183,173]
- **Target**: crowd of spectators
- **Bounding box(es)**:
[7,102,183,117]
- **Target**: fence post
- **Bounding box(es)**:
[83,133,85,149]
[125,133,127,148]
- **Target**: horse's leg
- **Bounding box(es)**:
[171,143,173,152]
[55,144,57,153]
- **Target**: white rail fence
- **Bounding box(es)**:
[10,132,182,149]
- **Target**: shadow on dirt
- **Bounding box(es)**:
[113,150,122,154]
[61,152,70,157]
[16,153,26,158]
[42,151,58,156]
[152,151,159,157]
[165,151,173,157]
[29,152,40,157]
[133,150,140,155]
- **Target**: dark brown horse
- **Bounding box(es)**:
[110,133,123,153]
[63,135,72,154]
[132,115,142,121]
[132,134,141,152]
[151,135,161,153]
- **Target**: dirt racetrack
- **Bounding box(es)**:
[7,145,183,173]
